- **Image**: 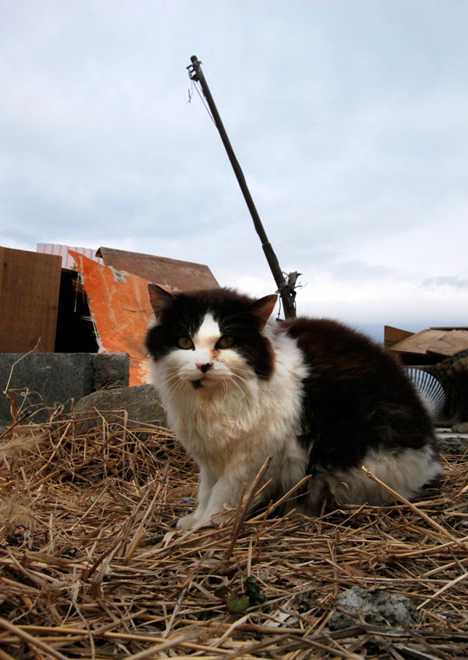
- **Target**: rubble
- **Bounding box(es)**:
[73,384,166,429]
[1,243,219,386]
[330,587,416,630]
[436,429,468,455]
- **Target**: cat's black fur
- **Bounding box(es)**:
[283,318,437,474]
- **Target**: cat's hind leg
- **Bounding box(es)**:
[307,444,442,510]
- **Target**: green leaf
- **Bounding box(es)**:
[245,576,266,604]
[226,595,250,614]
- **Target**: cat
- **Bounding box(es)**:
[145,286,442,531]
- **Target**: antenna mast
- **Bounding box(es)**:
[187,55,298,318]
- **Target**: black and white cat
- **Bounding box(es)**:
[146,286,441,531]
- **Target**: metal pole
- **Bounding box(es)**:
[187,55,297,318]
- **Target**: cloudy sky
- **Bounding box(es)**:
[2,1,467,338]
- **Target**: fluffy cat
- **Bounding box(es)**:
[145,286,442,530]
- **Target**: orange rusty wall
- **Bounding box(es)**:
[69,251,154,385]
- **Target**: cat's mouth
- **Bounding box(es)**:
[191,379,204,389]
[190,376,221,390]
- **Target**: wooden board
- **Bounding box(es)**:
[70,251,153,386]
[96,246,218,291]
[426,330,468,357]
[0,246,61,352]
[390,328,468,358]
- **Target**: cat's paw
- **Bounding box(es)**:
[176,513,198,530]
[176,513,219,531]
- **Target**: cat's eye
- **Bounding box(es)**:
[216,335,234,350]
[177,337,194,350]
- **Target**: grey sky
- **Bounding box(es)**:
[2,1,467,338]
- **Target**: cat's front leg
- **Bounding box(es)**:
[177,464,215,530]
[189,473,244,530]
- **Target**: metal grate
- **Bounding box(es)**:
[405,367,446,419]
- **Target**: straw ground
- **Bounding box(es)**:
[0,410,467,658]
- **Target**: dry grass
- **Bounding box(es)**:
[0,411,467,659]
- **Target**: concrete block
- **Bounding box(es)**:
[94,353,129,390]
[0,352,129,424]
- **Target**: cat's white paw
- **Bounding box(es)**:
[176,512,219,531]
[176,513,198,530]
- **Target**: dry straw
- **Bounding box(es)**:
[0,408,467,658]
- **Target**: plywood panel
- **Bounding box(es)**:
[391,329,448,355]
[97,246,218,291]
[0,246,62,352]
[390,328,468,358]
[426,330,468,357]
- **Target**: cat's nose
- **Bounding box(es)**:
[196,362,213,373]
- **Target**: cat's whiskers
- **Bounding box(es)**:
[163,375,185,393]
[166,383,185,398]
[226,374,249,399]
[165,374,189,397]
[163,373,181,387]
[230,371,251,391]
[230,370,249,384]
[162,369,182,384]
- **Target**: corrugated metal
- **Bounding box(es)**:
[37,243,102,270]
[69,250,152,386]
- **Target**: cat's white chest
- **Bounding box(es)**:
[172,387,265,475]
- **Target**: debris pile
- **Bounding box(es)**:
[1,411,467,658]
[387,325,468,422]
[1,243,218,386]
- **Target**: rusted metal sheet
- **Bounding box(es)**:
[391,328,468,358]
[37,243,102,270]
[384,325,413,349]
[96,246,218,291]
[69,251,153,386]
[0,246,61,352]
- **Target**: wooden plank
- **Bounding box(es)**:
[96,246,218,291]
[0,246,61,352]
[426,330,468,357]
[69,251,153,385]
[391,328,468,358]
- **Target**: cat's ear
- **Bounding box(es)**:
[251,294,277,328]
[148,283,174,317]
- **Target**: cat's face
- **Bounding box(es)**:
[146,287,277,392]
